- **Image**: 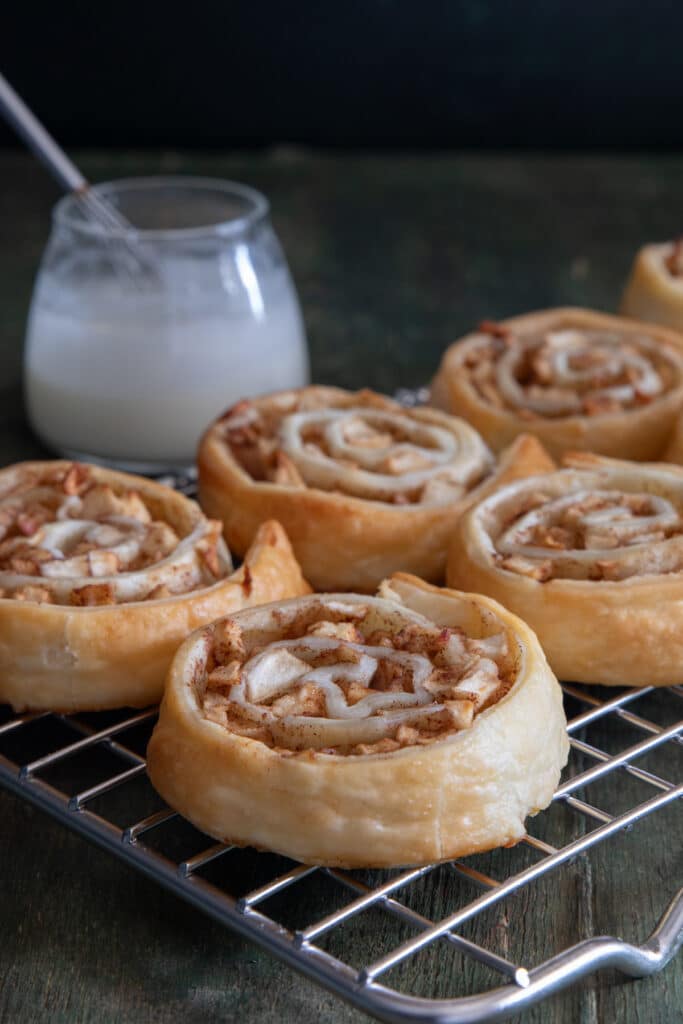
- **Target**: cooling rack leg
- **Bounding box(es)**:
[517,888,683,1000]
[637,887,683,975]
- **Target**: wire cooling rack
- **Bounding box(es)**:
[0,684,681,1023]
[1,474,682,1023]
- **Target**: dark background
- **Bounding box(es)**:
[3,1,683,150]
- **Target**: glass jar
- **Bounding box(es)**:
[24,176,310,471]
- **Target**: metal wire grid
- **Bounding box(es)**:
[1,681,681,1024]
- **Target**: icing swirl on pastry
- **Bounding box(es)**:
[199,595,514,755]
[476,468,683,582]
[222,392,492,505]
[466,325,680,418]
[0,463,232,605]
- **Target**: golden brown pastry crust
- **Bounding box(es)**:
[663,412,683,464]
[197,386,553,591]
[147,574,568,868]
[448,451,683,687]
[620,242,683,332]
[0,461,309,712]
[431,307,683,461]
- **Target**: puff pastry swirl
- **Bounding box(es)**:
[147,574,568,867]
[448,452,683,686]
[0,461,309,711]
[198,386,553,591]
[620,240,683,332]
[431,308,683,460]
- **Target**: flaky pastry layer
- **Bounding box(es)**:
[448,451,683,686]
[198,386,553,591]
[146,574,568,867]
[0,461,309,711]
[620,242,683,333]
[431,308,683,460]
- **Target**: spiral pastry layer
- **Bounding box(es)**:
[620,240,683,333]
[448,452,683,686]
[198,386,553,590]
[0,461,231,605]
[147,574,568,866]
[199,594,514,754]
[0,461,309,712]
[222,390,491,504]
[431,307,683,460]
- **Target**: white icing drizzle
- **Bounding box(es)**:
[203,595,510,752]
[277,407,492,503]
[0,470,232,604]
[479,328,678,417]
[486,471,683,581]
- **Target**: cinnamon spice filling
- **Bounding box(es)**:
[0,464,231,605]
[464,326,679,418]
[198,598,516,756]
[220,391,492,505]
[481,473,683,582]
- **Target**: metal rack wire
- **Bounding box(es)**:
[1,667,681,1022]
[1,475,682,1023]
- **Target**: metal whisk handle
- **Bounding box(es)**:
[0,70,140,237]
[0,71,88,194]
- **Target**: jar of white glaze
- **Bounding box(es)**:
[24,177,310,470]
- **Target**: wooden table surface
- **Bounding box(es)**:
[0,150,681,1024]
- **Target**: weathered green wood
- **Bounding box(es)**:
[0,150,681,1024]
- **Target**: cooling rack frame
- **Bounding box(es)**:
[1,682,682,1022]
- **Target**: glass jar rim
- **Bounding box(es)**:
[53,175,270,241]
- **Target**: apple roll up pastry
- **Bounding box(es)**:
[147,574,568,868]
[448,452,683,686]
[197,386,552,591]
[0,461,309,711]
[431,308,683,460]
[620,239,683,332]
